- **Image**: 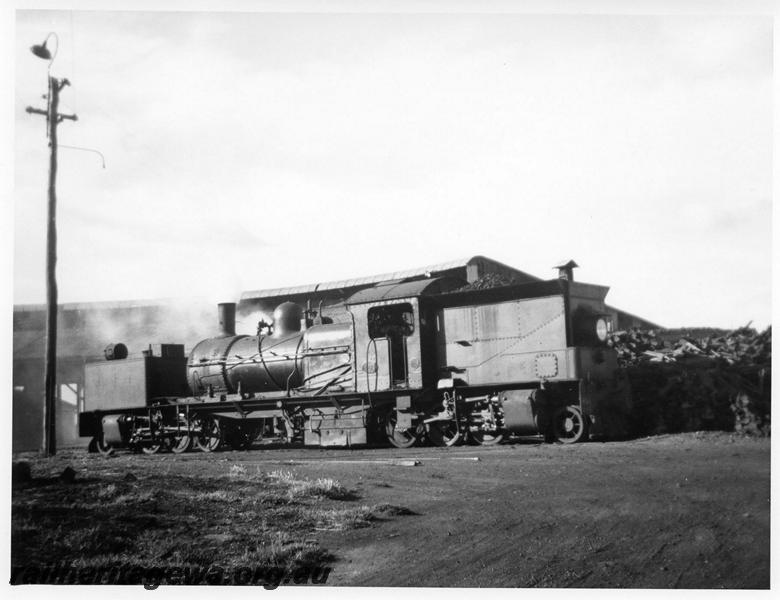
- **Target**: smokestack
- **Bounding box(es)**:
[218,302,236,337]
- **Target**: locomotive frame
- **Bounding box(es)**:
[78,275,632,453]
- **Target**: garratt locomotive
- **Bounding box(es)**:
[79,272,631,453]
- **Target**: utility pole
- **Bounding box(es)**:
[26,37,77,456]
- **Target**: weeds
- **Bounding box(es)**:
[267,469,356,500]
[229,464,248,478]
[311,506,375,531]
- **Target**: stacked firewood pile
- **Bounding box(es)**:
[609,327,771,437]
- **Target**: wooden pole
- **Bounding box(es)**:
[26,74,77,456]
[43,75,59,456]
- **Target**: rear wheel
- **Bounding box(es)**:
[427,420,460,447]
[552,406,588,444]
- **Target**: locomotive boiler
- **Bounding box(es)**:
[79,271,631,453]
[188,302,353,397]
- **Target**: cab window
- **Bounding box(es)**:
[368,303,414,339]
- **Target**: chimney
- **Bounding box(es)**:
[218,302,236,337]
[554,259,579,282]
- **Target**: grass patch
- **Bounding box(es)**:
[268,469,357,500]
[311,506,375,531]
[11,464,411,584]
[229,464,248,478]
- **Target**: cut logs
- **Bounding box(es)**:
[610,326,771,437]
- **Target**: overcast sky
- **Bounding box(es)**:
[8,1,774,329]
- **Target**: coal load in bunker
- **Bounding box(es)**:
[79,271,632,453]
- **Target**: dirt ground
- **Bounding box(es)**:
[12,432,770,588]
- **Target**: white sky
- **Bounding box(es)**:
[5,1,775,329]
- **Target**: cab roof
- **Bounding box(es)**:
[345,276,466,305]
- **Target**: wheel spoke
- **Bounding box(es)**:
[193,415,221,452]
[170,432,191,453]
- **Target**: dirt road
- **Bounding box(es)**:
[13,432,770,588]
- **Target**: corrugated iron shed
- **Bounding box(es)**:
[240,255,538,301]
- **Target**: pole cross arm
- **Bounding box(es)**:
[27,106,77,122]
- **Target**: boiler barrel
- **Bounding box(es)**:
[226,333,304,393]
[188,333,304,395]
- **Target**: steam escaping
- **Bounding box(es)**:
[65,301,273,361]
[236,310,273,336]
[47,298,224,360]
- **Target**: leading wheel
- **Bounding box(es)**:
[427,420,460,447]
[552,406,588,444]
[192,415,222,452]
[385,412,420,448]
[141,443,162,455]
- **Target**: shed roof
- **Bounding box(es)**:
[240,256,506,301]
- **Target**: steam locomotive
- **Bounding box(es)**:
[78,272,631,453]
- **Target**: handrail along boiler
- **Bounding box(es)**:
[79,273,631,453]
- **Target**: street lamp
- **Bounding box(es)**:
[30,32,58,62]
[26,32,77,456]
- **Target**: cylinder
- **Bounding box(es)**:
[501,389,540,435]
[218,302,236,337]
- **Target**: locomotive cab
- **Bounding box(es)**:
[346,277,466,393]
